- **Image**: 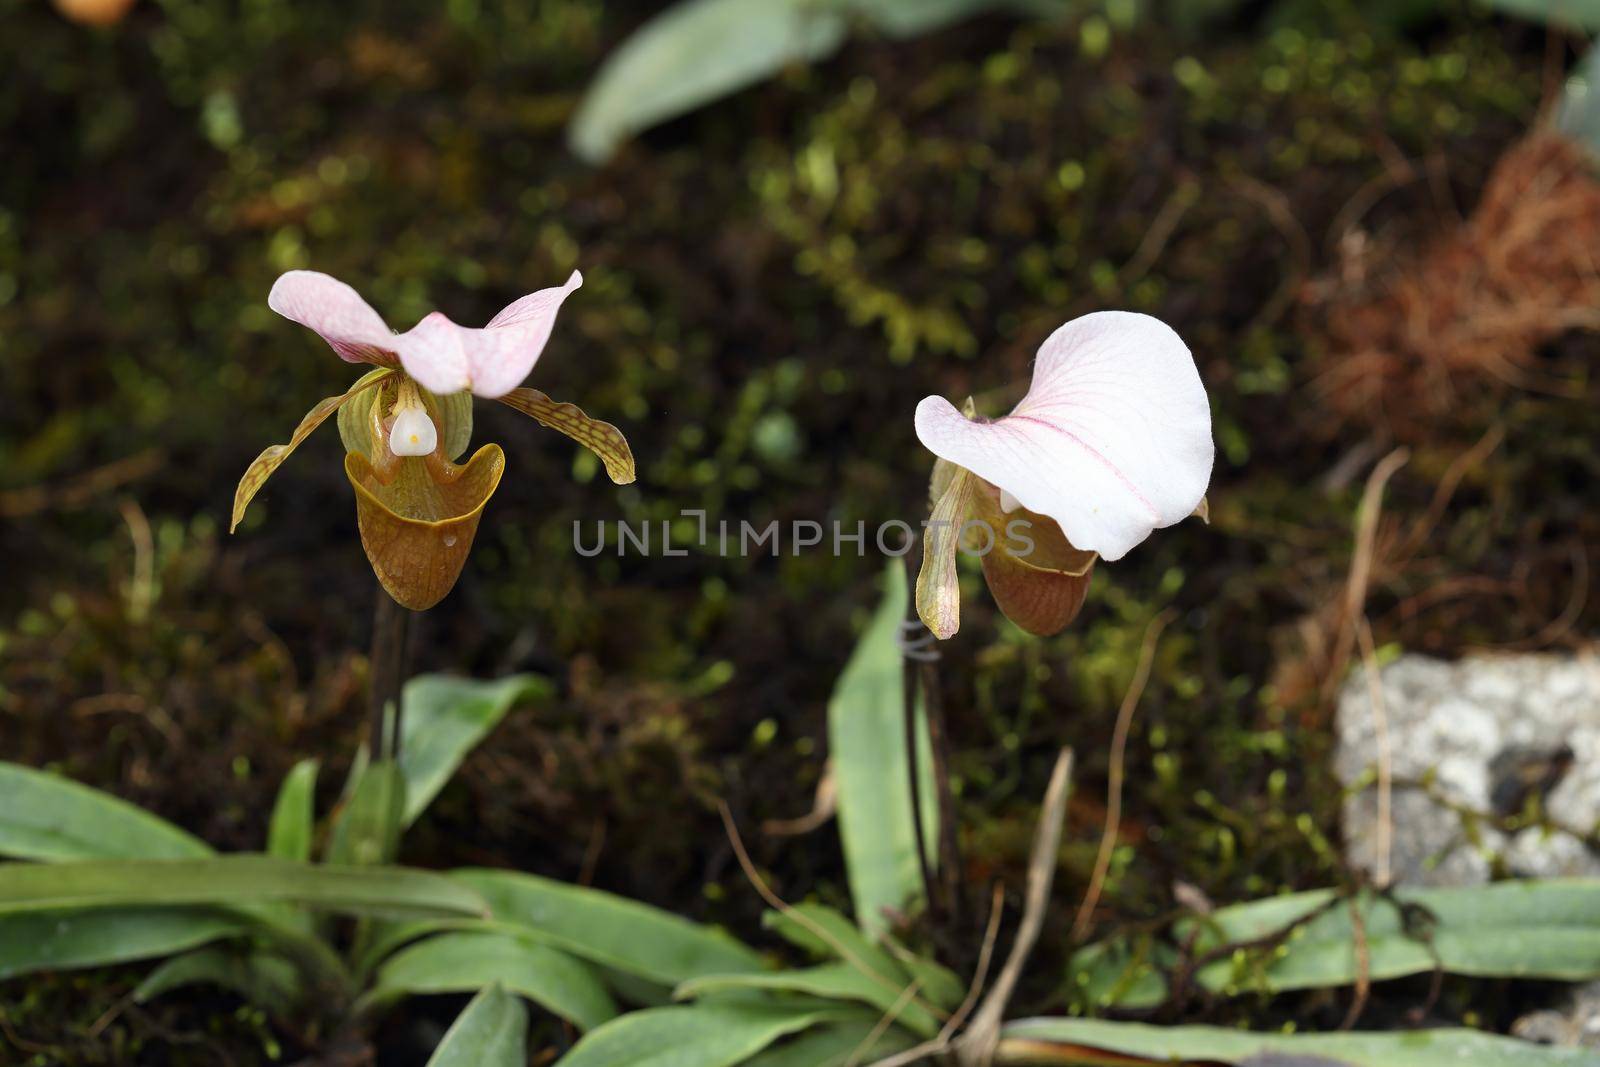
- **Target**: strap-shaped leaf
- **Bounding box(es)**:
[1075,880,1600,1011]
[426,985,528,1067]
[567,0,848,164]
[0,908,245,981]
[762,903,907,990]
[0,762,211,861]
[0,856,487,920]
[454,868,763,987]
[744,1018,919,1067]
[365,930,617,1032]
[231,370,393,532]
[999,1018,1600,1066]
[496,388,636,485]
[326,761,405,866]
[828,565,937,937]
[675,963,940,1038]
[886,942,965,1013]
[397,674,552,827]
[559,1003,846,1067]
[267,760,318,862]
[135,945,301,1017]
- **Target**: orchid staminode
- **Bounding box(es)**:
[914,311,1213,639]
[232,269,636,611]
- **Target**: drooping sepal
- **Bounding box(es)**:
[496,388,636,484]
[232,370,394,533]
[916,462,976,640]
[345,445,506,611]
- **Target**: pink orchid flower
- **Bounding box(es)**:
[232,270,635,611]
[914,311,1213,638]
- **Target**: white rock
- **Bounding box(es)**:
[1335,652,1600,887]
[1514,980,1600,1049]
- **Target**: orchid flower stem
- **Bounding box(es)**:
[900,552,964,944]
[368,584,412,761]
[920,654,964,930]
[901,566,939,929]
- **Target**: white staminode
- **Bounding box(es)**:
[389,380,438,458]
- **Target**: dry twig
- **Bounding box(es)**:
[1320,447,1409,706]
[1072,612,1172,940]
[1355,617,1393,889]
[954,749,1074,1067]
[718,803,947,1022]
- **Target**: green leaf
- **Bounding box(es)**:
[135,945,302,1017]
[558,1003,844,1067]
[268,760,318,862]
[742,1019,920,1067]
[397,674,549,826]
[426,985,529,1067]
[675,962,940,1038]
[1481,0,1600,32]
[844,0,1067,38]
[886,942,965,1013]
[762,903,907,990]
[600,964,679,1007]
[829,563,936,936]
[456,869,764,987]
[0,762,212,861]
[327,761,405,866]
[0,908,246,980]
[351,917,469,978]
[368,930,618,1032]
[567,0,1067,163]
[1074,880,1600,1010]
[997,1018,1600,1066]
[0,856,488,921]
[568,0,849,164]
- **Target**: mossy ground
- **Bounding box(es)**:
[2,0,1596,1062]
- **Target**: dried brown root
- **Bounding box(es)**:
[1304,134,1600,437]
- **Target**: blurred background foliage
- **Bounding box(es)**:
[2,0,1598,1061]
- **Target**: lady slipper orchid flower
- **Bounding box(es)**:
[232,270,635,611]
[914,311,1212,639]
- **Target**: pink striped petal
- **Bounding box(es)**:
[392,312,471,397]
[267,271,398,366]
[474,270,583,398]
[915,311,1212,562]
[390,271,583,399]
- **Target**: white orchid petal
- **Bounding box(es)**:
[390,272,583,400]
[267,271,398,365]
[393,312,471,396]
[473,270,584,398]
[914,311,1212,562]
